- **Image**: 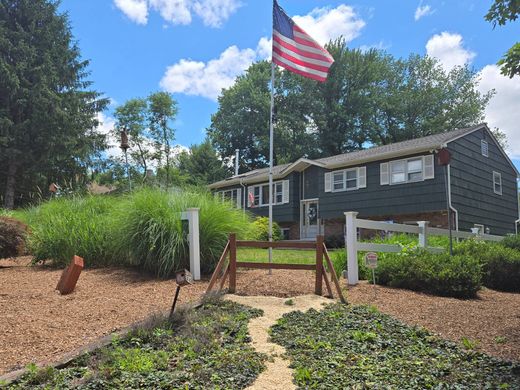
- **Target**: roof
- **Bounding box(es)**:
[209,123,517,189]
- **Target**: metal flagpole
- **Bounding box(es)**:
[268,61,275,275]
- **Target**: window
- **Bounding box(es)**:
[481,139,489,157]
[384,155,434,185]
[248,181,288,207]
[326,167,366,193]
[217,188,242,208]
[493,171,502,195]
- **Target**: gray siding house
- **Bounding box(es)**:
[209,124,519,239]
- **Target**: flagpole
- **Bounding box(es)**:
[268,60,275,275]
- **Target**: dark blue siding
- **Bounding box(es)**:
[448,128,518,235]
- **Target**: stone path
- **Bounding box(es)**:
[226,294,332,390]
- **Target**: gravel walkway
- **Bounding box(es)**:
[1,259,518,375]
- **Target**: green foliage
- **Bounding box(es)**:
[498,42,520,78]
[24,195,118,267]
[284,299,295,306]
[177,138,230,186]
[270,304,520,389]
[249,217,282,241]
[11,300,266,389]
[480,245,520,292]
[0,0,109,209]
[501,233,520,250]
[209,43,491,172]
[0,216,27,258]
[376,249,482,298]
[461,337,480,350]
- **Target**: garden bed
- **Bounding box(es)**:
[2,259,519,377]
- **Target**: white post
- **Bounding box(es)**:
[184,208,201,281]
[417,221,429,248]
[344,211,359,285]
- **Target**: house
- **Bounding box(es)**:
[209,124,519,240]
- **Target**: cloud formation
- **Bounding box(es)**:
[114,0,241,27]
[426,32,475,71]
[414,4,433,21]
[160,4,365,101]
[478,65,520,158]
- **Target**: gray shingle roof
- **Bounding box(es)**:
[209,123,513,189]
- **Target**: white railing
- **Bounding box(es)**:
[344,211,504,285]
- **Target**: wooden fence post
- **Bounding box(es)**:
[344,211,359,285]
[417,221,429,248]
[228,233,237,293]
[315,235,324,296]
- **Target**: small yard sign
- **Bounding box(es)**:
[365,252,378,269]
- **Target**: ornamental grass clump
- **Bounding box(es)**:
[113,188,253,277]
[23,196,118,267]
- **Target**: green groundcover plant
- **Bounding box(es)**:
[270,304,520,389]
[17,188,253,277]
[9,299,266,389]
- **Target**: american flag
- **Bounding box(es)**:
[272,0,334,82]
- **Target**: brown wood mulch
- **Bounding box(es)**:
[1,259,519,376]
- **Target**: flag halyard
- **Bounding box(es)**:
[272,0,334,82]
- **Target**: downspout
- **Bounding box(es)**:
[515,178,520,234]
[240,178,247,213]
[447,164,459,231]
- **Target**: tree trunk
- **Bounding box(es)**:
[4,159,19,209]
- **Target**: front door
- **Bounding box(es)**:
[301,200,319,240]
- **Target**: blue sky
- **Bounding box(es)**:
[60,0,520,168]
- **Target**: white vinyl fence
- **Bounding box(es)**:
[344,211,504,285]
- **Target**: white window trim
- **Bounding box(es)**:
[249,180,288,207]
[217,188,242,208]
[493,171,502,195]
[330,167,364,193]
[481,139,489,157]
[387,155,433,185]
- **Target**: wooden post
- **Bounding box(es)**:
[229,233,237,293]
[315,235,324,296]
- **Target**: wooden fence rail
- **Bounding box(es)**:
[206,234,346,303]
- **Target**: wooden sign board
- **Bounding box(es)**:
[365,252,378,269]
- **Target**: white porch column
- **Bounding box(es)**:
[344,211,359,285]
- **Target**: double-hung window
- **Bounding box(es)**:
[381,155,433,185]
[333,171,345,191]
[248,181,289,207]
[493,171,502,195]
[325,167,366,193]
[217,188,242,208]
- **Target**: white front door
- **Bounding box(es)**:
[301,200,319,240]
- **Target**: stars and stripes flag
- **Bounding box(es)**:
[272,0,334,82]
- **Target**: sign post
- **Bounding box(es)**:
[365,252,378,299]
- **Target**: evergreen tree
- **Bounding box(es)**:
[0,0,108,208]
[177,139,230,186]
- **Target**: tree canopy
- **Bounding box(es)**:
[485,0,520,78]
[208,38,493,172]
[0,0,108,208]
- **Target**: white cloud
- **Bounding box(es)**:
[426,32,475,71]
[478,65,520,158]
[114,0,241,27]
[160,45,257,100]
[114,0,148,24]
[293,5,365,46]
[159,5,365,101]
[95,112,122,159]
[414,4,434,21]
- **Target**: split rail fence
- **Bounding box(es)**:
[344,211,505,285]
[206,233,346,303]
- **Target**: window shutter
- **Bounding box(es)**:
[236,188,242,208]
[247,187,254,207]
[358,167,367,188]
[282,180,290,203]
[380,163,389,185]
[324,172,332,192]
[423,155,434,180]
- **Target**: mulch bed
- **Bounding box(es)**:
[1,260,518,376]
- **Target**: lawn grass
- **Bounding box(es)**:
[270,303,520,389]
[9,299,266,389]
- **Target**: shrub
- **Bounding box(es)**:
[480,245,520,292]
[24,195,118,267]
[249,217,282,241]
[113,188,253,276]
[324,234,344,249]
[0,216,28,259]
[501,234,520,251]
[376,249,481,298]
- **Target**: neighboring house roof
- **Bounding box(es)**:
[209,123,517,189]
